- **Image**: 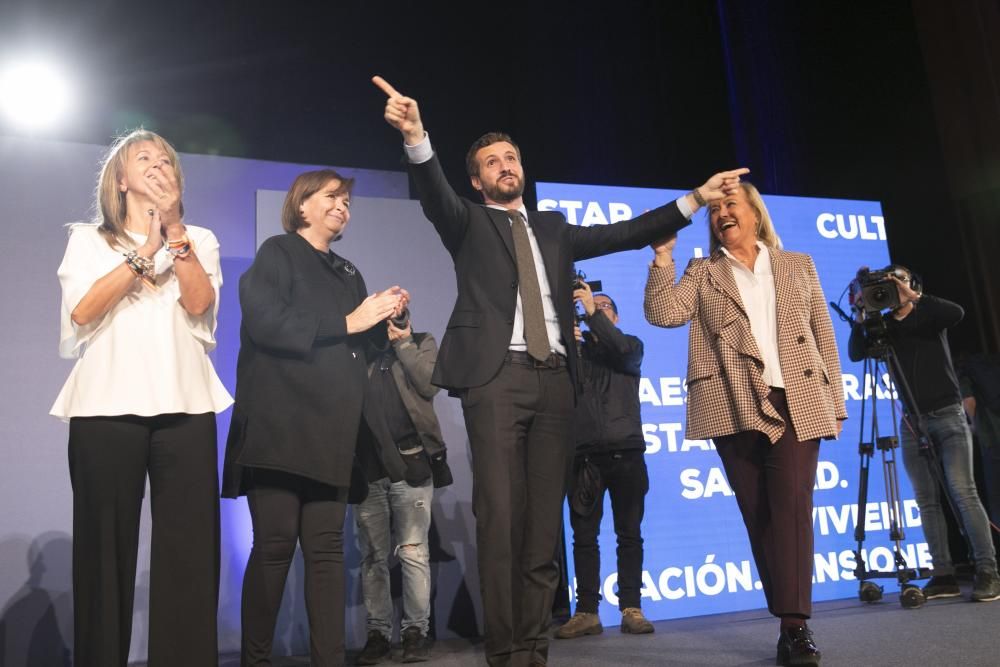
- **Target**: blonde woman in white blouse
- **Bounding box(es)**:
[51,130,232,667]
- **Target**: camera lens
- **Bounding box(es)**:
[390,308,410,329]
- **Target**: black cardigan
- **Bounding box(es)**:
[222,232,371,498]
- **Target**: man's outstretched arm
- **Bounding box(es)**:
[374,75,470,252]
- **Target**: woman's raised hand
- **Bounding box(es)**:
[138,208,164,258]
[145,160,183,232]
[346,286,406,334]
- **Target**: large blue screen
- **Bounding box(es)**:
[537,181,928,622]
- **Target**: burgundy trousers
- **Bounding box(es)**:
[713,389,820,618]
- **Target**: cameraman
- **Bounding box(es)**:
[557,282,655,639]
[848,267,1000,602]
[355,308,454,664]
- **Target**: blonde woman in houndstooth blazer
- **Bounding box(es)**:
[644,181,845,667]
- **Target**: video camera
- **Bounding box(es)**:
[848,265,917,316]
[846,264,922,359]
[572,270,602,324]
[389,307,410,330]
[572,270,602,294]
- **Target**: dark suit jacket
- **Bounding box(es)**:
[410,154,691,392]
[222,232,370,497]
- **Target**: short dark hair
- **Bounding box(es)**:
[465,131,521,178]
[594,293,618,315]
[281,169,355,233]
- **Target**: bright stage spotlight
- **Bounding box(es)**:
[0,58,74,131]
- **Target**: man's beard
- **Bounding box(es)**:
[481,174,524,204]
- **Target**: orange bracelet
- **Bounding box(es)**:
[166,234,195,259]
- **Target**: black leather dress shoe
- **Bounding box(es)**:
[776,624,821,666]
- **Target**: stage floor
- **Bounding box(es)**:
[160,587,1000,666]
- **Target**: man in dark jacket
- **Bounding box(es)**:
[960,353,1000,526]
[557,283,654,639]
[355,308,453,664]
[847,266,1000,602]
[375,74,747,667]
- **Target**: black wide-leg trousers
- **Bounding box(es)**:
[68,412,220,667]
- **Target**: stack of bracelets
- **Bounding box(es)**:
[124,250,155,286]
[124,234,194,289]
[166,234,194,258]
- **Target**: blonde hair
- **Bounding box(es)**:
[94,129,184,249]
[708,181,782,254]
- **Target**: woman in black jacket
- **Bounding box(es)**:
[223,169,406,666]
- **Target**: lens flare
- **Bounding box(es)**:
[0,58,74,130]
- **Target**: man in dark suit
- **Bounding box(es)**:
[374,75,747,667]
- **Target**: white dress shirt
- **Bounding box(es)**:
[721,242,785,388]
[404,133,693,357]
[50,223,234,419]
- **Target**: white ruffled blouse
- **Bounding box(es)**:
[50,222,234,420]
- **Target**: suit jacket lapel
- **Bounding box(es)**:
[295,233,349,287]
[770,248,795,333]
[528,212,561,295]
[706,250,766,364]
[706,251,747,317]
[484,207,516,262]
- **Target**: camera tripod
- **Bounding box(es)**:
[851,322,967,608]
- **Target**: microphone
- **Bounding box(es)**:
[829,301,852,323]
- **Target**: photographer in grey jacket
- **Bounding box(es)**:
[355,308,453,664]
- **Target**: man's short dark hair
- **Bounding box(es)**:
[465,132,521,178]
[595,293,618,315]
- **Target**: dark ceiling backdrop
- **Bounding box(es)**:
[2,0,997,352]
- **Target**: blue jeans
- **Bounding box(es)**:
[900,402,997,575]
[355,478,433,638]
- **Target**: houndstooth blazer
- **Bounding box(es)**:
[644,247,846,443]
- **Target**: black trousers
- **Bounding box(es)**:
[713,390,820,619]
[568,449,649,613]
[68,412,220,667]
[461,359,574,667]
[241,468,348,667]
